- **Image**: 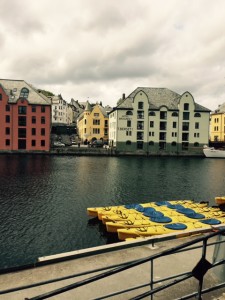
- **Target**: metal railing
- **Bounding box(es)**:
[1,228,225,299]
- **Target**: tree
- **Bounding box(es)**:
[38,89,55,97]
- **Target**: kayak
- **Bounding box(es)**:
[117,221,212,241]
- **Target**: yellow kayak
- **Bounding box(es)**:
[106,215,194,233]
[117,221,212,241]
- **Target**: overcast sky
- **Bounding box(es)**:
[1,0,225,110]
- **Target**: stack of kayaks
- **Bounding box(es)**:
[87,200,225,241]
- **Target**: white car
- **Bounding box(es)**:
[53,141,65,147]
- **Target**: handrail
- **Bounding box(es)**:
[1,228,225,299]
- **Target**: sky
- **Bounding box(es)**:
[1,0,225,110]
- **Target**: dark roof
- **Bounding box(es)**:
[116,87,210,112]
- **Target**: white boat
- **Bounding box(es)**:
[203,145,225,158]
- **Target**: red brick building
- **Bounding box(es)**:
[0,79,51,152]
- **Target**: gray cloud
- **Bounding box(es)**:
[1,0,225,110]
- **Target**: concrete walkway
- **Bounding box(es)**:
[1,232,225,300]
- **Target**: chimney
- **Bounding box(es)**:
[122,93,125,100]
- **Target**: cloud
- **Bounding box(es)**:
[1,0,225,110]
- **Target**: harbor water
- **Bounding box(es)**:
[0,154,225,270]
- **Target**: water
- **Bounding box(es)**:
[0,155,225,270]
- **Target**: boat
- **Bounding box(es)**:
[203,145,225,158]
[117,221,214,241]
[215,197,225,206]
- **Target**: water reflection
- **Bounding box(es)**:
[0,155,225,269]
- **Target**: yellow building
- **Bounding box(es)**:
[77,101,109,143]
[210,104,225,142]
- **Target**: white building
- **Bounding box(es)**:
[50,95,72,125]
[109,87,210,155]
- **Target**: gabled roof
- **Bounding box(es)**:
[0,79,51,105]
[116,87,210,112]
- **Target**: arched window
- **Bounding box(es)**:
[171,141,177,146]
[172,112,178,117]
[138,102,143,109]
[126,140,131,145]
[149,111,156,116]
[20,87,29,99]
[126,111,133,116]
[194,142,199,147]
[194,113,201,117]
[149,141,154,146]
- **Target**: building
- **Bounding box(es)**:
[0,79,51,152]
[50,94,71,125]
[77,101,110,143]
[109,87,211,154]
[210,103,225,142]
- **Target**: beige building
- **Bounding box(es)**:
[210,103,225,142]
[109,87,211,154]
[77,101,110,143]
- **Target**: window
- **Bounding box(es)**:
[32,116,36,124]
[150,121,154,128]
[18,128,26,138]
[93,128,100,134]
[94,113,99,117]
[5,115,10,123]
[84,119,87,125]
[126,131,132,136]
[105,120,108,127]
[149,111,155,116]
[18,106,27,114]
[126,111,133,115]
[160,122,167,130]
[160,111,167,119]
[137,141,143,149]
[159,142,166,150]
[182,133,189,141]
[149,132,154,136]
[138,102,143,109]
[32,128,36,135]
[0,94,2,100]
[172,132,177,137]
[137,111,144,119]
[41,128,45,136]
[195,122,199,129]
[194,113,201,117]
[127,120,131,127]
[5,127,10,135]
[126,140,131,145]
[32,140,36,147]
[41,140,45,147]
[182,142,189,150]
[194,142,199,147]
[173,122,177,128]
[32,105,36,112]
[194,133,200,138]
[18,116,26,126]
[5,105,10,111]
[137,132,144,140]
[149,141,154,146]
[184,103,189,110]
[182,122,189,131]
[171,141,177,146]
[159,132,166,140]
[137,121,144,129]
[41,106,45,113]
[6,139,10,146]
[183,112,190,120]
[41,117,45,124]
[93,119,100,125]
[172,112,178,117]
[20,87,29,98]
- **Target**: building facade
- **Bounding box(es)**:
[210,103,225,142]
[109,87,211,154]
[77,101,109,143]
[0,79,51,152]
[50,95,72,125]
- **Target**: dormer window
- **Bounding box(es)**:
[20,87,29,99]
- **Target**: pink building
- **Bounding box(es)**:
[0,79,51,152]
